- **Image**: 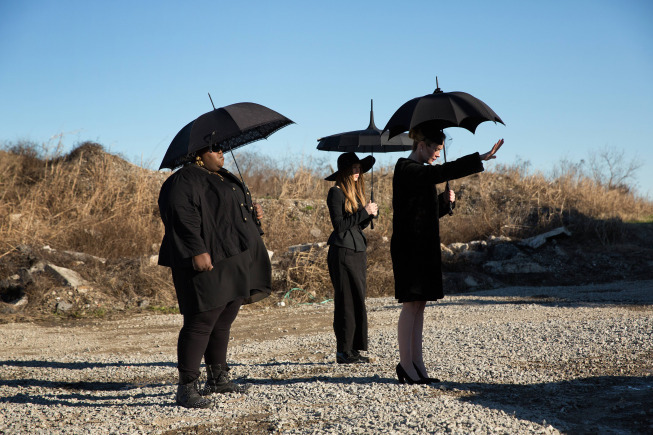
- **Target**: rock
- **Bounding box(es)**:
[441,244,455,262]
[28,261,46,275]
[43,245,106,263]
[272,269,287,281]
[487,235,513,243]
[464,276,480,287]
[491,243,521,261]
[55,300,73,312]
[62,250,107,264]
[147,255,159,266]
[287,242,326,253]
[310,228,322,238]
[520,226,572,249]
[445,241,488,264]
[45,263,93,292]
[12,294,28,307]
[138,299,150,309]
[484,255,548,274]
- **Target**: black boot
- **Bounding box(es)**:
[175,377,212,408]
[336,351,363,364]
[203,364,248,395]
[351,350,370,363]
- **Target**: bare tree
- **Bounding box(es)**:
[588,146,644,191]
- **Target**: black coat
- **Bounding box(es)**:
[391,154,484,302]
[158,164,250,269]
[158,164,271,313]
[326,186,372,252]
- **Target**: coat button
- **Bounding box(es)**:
[232,187,236,191]
[244,217,247,221]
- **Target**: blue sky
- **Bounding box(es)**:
[2,0,652,196]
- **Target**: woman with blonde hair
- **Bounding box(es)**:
[392,123,504,384]
[325,152,378,364]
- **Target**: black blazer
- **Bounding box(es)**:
[326,186,371,252]
[157,164,251,269]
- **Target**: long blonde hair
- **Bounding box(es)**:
[335,166,366,214]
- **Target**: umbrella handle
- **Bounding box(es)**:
[370,158,375,229]
[370,189,375,229]
[445,181,454,216]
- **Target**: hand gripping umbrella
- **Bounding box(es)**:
[383,78,504,214]
[317,100,413,228]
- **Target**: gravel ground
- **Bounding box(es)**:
[1,280,652,434]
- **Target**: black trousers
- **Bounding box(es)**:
[327,246,368,353]
[177,298,243,384]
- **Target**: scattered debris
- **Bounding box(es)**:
[520,226,572,249]
[45,263,93,293]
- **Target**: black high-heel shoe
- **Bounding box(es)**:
[396,363,424,385]
[413,364,440,384]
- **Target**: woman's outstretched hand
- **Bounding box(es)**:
[192,253,213,272]
[479,139,504,161]
[365,201,379,216]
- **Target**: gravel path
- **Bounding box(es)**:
[1,280,652,434]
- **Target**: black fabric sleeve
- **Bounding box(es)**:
[399,153,484,186]
[167,178,208,258]
[327,187,370,233]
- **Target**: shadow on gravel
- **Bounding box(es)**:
[443,375,653,434]
[0,359,176,370]
[433,298,645,309]
[245,375,397,386]
[0,378,172,408]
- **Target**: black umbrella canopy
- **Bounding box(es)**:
[317,100,412,153]
[159,102,294,170]
[383,82,504,140]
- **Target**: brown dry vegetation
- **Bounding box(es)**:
[1,141,652,321]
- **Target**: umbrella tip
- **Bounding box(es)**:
[208,92,216,110]
[434,76,442,94]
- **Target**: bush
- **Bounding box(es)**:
[1,141,651,317]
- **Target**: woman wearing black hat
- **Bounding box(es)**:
[392,124,504,384]
[325,152,378,364]
[158,146,272,408]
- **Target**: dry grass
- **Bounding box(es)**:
[1,141,652,317]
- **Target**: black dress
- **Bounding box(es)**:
[158,164,271,314]
[391,154,484,302]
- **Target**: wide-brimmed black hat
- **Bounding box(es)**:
[325,152,375,181]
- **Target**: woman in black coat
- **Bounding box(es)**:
[325,152,378,364]
[158,146,271,408]
[392,124,504,384]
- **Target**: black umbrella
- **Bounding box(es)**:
[383,78,504,215]
[317,100,413,228]
[383,79,504,139]
[159,101,294,170]
[317,100,412,153]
